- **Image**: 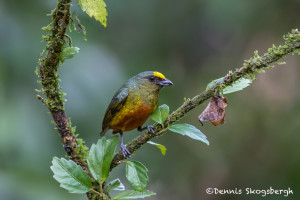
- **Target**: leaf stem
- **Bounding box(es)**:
[99,182,103,195]
[91,189,102,197]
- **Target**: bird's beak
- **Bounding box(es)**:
[157,78,173,86]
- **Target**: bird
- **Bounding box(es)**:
[100,71,173,157]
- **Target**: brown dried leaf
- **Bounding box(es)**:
[198,95,228,126]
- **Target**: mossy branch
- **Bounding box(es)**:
[110,29,300,170]
[38,0,79,163]
[37,1,300,197]
[37,0,102,199]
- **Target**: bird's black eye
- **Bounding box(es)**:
[149,76,155,81]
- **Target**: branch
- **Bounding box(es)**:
[37,0,101,199]
[38,0,83,167]
[110,29,300,169]
[37,2,299,196]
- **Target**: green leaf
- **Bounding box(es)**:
[126,161,149,191]
[113,190,156,200]
[104,179,125,193]
[79,0,108,27]
[50,157,92,193]
[147,141,167,155]
[61,47,80,62]
[87,136,119,183]
[206,77,224,90]
[223,78,252,94]
[150,104,169,124]
[168,123,209,145]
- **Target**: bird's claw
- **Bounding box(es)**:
[147,125,156,135]
[121,144,131,158]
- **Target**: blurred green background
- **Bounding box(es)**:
[1,0,300,199]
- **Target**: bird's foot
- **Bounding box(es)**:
[138,125,156,135]
[147,125,156,135]
[121,144,131,158]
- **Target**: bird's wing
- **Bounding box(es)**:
[101,87,129,136]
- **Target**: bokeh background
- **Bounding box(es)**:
[1,0,300,199]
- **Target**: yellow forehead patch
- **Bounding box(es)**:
[153,71,165,79]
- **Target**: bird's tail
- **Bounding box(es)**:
[100,127,109,136]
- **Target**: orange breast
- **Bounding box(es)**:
[109,104,154,132]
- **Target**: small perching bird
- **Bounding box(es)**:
[100,71,173,157]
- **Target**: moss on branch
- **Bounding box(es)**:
[110,29,300,170]
[36,0,102,199]
[37,1,300,196]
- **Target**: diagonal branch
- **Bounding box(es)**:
[110,29,300,170]
[37,1,299,197]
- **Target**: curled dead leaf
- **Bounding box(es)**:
[198,95,228,126]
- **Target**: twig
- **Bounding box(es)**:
[110,29,300,170]
[37,95,48,107]
[91,189,102,197]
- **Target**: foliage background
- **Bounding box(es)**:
[1,0,300,199]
